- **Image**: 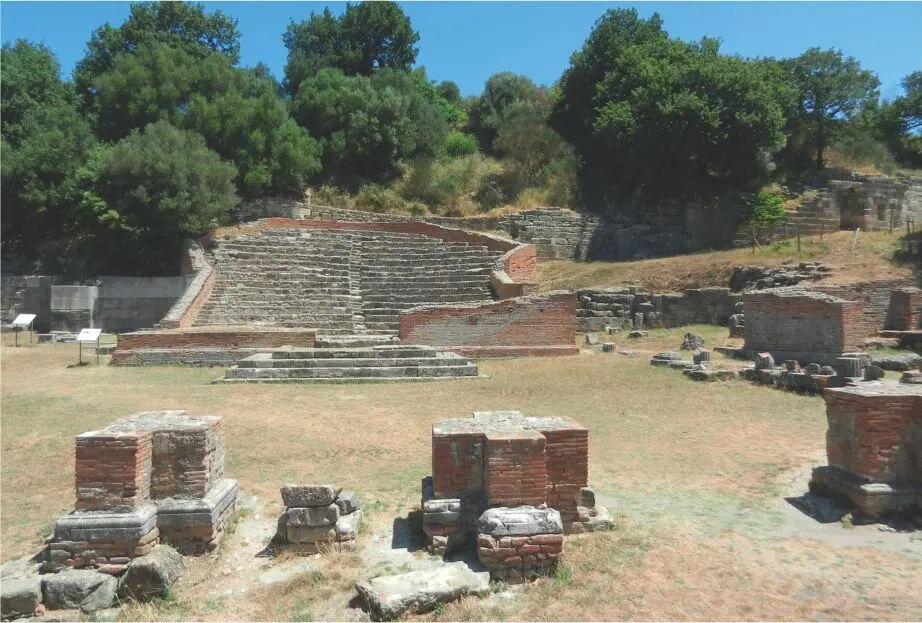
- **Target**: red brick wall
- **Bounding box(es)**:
[75,431,152,512]
[484,430,547,507]
[500,245,537,284]
[431,432,484,498]
[888,288,922,331]
[150,418,223,499]
[399,292,578,358]
[824,388,922,482]
[812,278,916,337]
[176,268,214,329]
[541,427,589,522]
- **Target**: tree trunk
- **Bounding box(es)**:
[815,118,825,170]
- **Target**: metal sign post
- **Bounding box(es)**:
[76,328,102,366]
[11,314,36,347]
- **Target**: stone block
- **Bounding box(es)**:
[754,352,775,370]
[117,545,184,602]
[477,506,563,537]
[1,577,41,621]
[285,504,339,527]
[280,485,341,508]
[42,570,117,613]
[601,342,615,353]
[335,491,360,515]
[335,509,363,541]
[579,487,596,509]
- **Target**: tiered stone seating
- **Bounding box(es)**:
[194,227,500,335]
[215,344,480,383]
[196,229,360,332]
[358,231,498,333]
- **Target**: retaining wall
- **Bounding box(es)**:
[398,291,577,358]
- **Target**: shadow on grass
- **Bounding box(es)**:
[391,510,426,552]
[783,492,848,524]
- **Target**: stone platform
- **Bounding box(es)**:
[809,381,922,519]
[46,410,239,568]
[214,344,481,383]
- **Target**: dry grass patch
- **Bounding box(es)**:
[537,230,914,293]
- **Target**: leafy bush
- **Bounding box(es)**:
[444,131,479,157]
[354,184,407,213]
[742,190,787,225]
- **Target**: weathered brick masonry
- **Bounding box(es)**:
[888,288,922,331]
[399,292,577,358]
[743,287,864,365]
[430,411,589,521]
[811,278,916,336]
[112,328,317,365]
[810,383,922,517]
[49,411,238,569]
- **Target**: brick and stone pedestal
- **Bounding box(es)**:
[46,411,239,570]
[475,506,563,582]
[273,486,362,553]
[810,382,922,518]
[422,411,613,555]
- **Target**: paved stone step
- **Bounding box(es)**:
[238,355,470,369]
[213,374,483,384]
[270,345,439,359]
[315,334,400,348]
[221,362,479,380]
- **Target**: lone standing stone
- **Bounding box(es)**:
[681,333,705,350]
[835,357,864,378]
[585,333,599,346]
[754,352,775,370]
[601,342,615,352]
[693,350,711,365]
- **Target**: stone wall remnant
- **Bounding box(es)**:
[47,410,238,569]
[273,486,362,553]
[810,382,922,518]
[743,287,863,366]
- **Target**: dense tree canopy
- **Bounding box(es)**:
[1,2,915,277]
[1,41,95,271]
[92,43,322,197]
[551,9,789,203]
[291,68,448,188]
[283,2,419,95]
[786,48,880,169]
[80,121,238,274]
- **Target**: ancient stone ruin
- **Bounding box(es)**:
[47,410,238,570]
[743,287,864,366]
[272,485,362,553]
[810,381,922,519]
[421,410,613,580]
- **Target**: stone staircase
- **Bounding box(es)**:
[214,344,481,383]
[194,228,500,334]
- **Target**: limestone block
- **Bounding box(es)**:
[1,577,41,621]
[285,504,339,527]
[863,365,885,381]
[579,487,596,509]
[681,333,704,351]
[477,506,563,538]
[335,509,363,541]
[585,333,599,346]
[693,350,711,365]
[755,352,775,370]
[335,491,360,515]
[355,562,490,621]
[117,545,184,602]
[42,570,117,613]
[280,485,341,508]
[285,524,337,544]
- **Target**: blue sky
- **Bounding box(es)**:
[2,2,920,100]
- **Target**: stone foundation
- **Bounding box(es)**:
[423,411,612,556]
[273,486,362,553]
[47,411,238,567]
[809,382,922,518]
[476,507,563,582]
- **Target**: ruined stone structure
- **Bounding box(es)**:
[421,411,612,560]
[887,287,922,331]
[113,217,577,367]
[810,382,922,517]
[796,172,922,234]
[236,199,740,261]
[47,411,238,570]
[399,292,578,358]
[273,485,362,553]
[576,287,742,332]
[743,287,864,366]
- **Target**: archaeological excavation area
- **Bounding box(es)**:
[2,204,921,621]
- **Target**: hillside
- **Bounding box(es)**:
[536,230,918,293]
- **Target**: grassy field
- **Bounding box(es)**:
[536,230,918,293]
[2,331,921,621]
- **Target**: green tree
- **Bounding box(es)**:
[91,43,322,196]
[283,1,419,95]
[551,9,789,203]
[1,41,95,271]
[74,1,240,107]
[786,47,880,170]
[81,121,237,274]
[467,72,540,153]
[291,68,448,188]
